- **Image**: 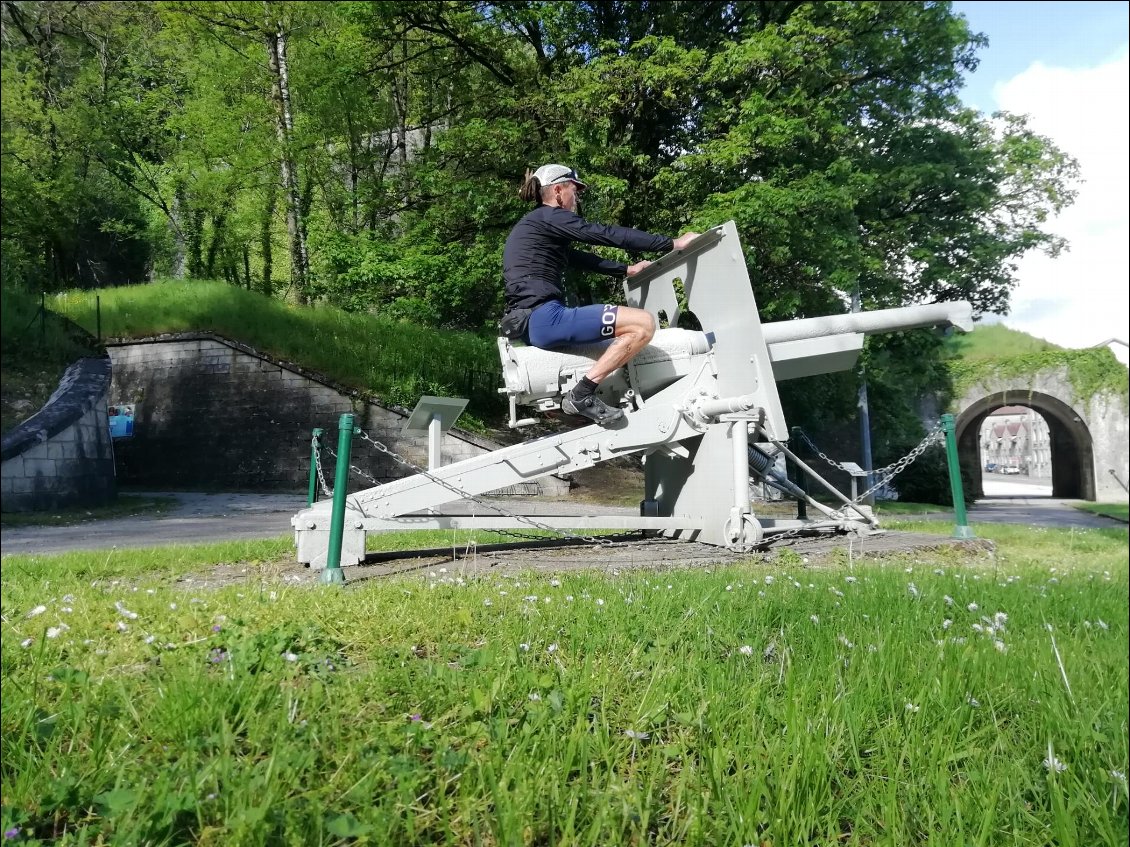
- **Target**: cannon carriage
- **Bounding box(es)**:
[293,222,972,568]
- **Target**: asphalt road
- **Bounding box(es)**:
[981,474,1053,497]
[1,488,1123,558]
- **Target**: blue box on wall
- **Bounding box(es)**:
[108,404,135,438]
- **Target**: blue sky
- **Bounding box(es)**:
[954,2,1128,110]
[949,2,1129,361]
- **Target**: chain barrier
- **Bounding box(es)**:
[482,526,643,545]
[312,434,332,497]
[794,428,901,476]
[326,429,638,549]
[793,423,941,481]
[756,421,947,550]
[839,421,945,508]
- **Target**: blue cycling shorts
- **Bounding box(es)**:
[527,301,619,349]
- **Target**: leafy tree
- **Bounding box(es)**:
[1,1,156,289]
[0,0,1083,441]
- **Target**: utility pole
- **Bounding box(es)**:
[852,286,875,505]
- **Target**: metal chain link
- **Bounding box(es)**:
[757,420,947,549]
[484,526,643,544]
[754,523,813,550]
[323,445,381,490]
[794,427,899,476]
[312,434,332,497]
[794,428,854,472]
[328,429,632,548]
[841,421,945,507]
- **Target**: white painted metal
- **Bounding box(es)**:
[427,415,441,471]
[404,395,468,470]
[293,221,973,567]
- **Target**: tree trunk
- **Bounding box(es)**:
[170,185,188,279]
[392,35,410,212]
[187,208,204,277]
[261,178,277,296]
[264,11,309,301]
[204,209,228,279]
[345,111,360,232]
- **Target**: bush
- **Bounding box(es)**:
[884,442,975,506]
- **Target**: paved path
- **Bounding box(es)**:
[1,492,307,557]
[1,490,1122,558]
[916,496,1123,530]
[0,492,638,557]
[982,476,1053,497]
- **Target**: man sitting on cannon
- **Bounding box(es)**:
[499,163,699,426]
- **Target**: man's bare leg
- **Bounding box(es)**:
[561,307,655,425]
[585,307,655,382]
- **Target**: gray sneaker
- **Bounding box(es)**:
[561,391,625,425]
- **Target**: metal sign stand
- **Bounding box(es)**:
[404,395,469,470]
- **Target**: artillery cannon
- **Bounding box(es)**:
[293,221,972,568]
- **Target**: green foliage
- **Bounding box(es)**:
[948,347,1129,407]
[0,2,158,290]
[0,0,1093,444]
[308,228,504,329]
[2,2,1079,319]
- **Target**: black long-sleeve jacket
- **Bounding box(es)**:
[502,205,673,312]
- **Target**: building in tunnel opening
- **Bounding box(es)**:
[979,406,1051,477]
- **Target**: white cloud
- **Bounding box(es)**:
[991,48,1129,362]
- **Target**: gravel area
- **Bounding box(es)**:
[7,487,1116,588]
[180,528,993,591]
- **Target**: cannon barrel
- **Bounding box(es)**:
[761,302,973,345]
[497,302,975,405]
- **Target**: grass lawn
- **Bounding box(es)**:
[2,522,1127,846]
[1073,502,1129,523]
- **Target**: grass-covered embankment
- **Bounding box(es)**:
[2,520,1127,845]
[1073,502,1129,523]
[51,281,504,422]
[0,287,104,433]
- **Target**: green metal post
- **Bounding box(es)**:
[790,426,807,520]
[307,427,324,506]
[322,414,355,585]
[941,413,974,539]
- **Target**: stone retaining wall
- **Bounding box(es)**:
[1,356,116,512]
[105,334,567,495]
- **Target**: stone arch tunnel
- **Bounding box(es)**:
[955,390,1095,500]
[951,366,1128,503]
